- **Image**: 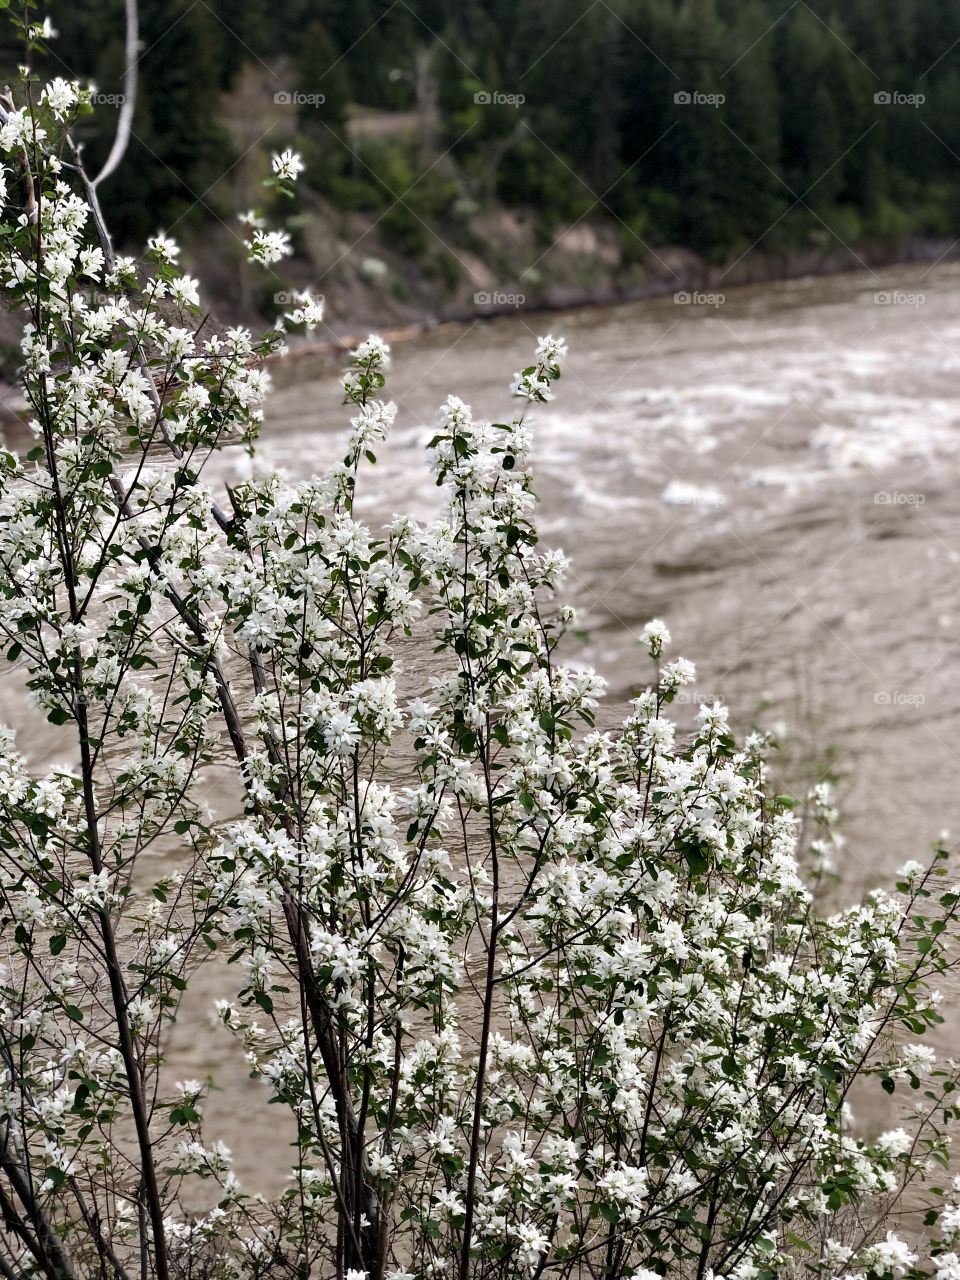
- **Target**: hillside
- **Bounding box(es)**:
[0,0,956,347]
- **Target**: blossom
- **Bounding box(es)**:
[535,333,567,372]
[662,656,696,688]
[513,369,554,401]
[245,228,292,266]
[41,77,78,119]
[640,616,671,657]
[513,1221,549,1269]
[283,290,324,329]
[146,231,181,263]
[271,149,305,183]
[598,1163,650,1223]
[862,1232,917,1276]
[875,1127,911,1158]
[351,334,391,367]
[902,1043,936,1071]
[168,275,200,308]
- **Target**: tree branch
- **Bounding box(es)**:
[93,0,138,188]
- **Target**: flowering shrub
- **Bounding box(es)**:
[1,59,960,1280]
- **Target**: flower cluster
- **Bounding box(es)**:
[0,69,957,1280]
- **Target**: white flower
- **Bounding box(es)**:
[245,228,292,266]
[168,275,200,308]
[42,77,78,118]
[535,333,567,371]
[513,369,554,402]
[935,1253,960,1280]
[875,1127,911,1158]
[284,290,324,328]
[862,1231,917,1276]
[902,1043,936,1071]
[72,870,110,910]
[662,657,696,688]
[598,1164,649,1223]
[822,1241,854,1267]
[351,334,391,367]
[640,617,671,658]
[271,149,305,183]
[513,1221,549,1269]
[77,246,104,279]
[146,231,181,262]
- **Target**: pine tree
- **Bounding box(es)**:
[295,18,352,191]
[99,0,232,245]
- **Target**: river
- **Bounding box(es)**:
[206,260,960,1186]
[262,260,960,890]
[9,260,960,1190]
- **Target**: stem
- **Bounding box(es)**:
[27,125,169,1272]
[458,727,500,1280]
[74,712,169,1280]
[0,1126,76,1279]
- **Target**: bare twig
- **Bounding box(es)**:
[93,0,138,188]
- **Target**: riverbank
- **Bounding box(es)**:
[0,232,955,417]
[267,231,960,369]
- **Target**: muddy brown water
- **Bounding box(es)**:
[5,261,960,1191]
[260,260,960,891]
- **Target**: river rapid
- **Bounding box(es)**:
[263,260,960,887]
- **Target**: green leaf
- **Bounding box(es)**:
[682,841,709,877]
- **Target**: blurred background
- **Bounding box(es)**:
[2,0,959,1182]
[5,0,960,331]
